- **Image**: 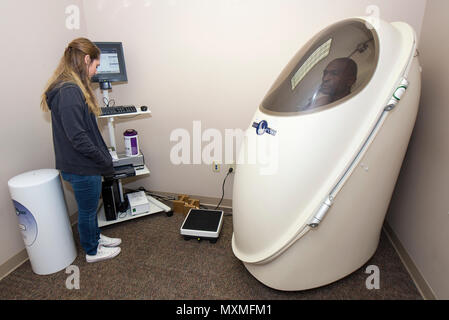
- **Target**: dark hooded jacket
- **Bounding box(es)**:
[46,82,113,176]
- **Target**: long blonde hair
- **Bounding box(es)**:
[41,38,101,115]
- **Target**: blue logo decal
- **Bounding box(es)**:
[13,200,38,247]
[252,120,277,136]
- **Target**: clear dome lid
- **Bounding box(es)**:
[261,20,379,115]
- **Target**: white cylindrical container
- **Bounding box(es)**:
[8,169,77,275]
[124,129,139,157]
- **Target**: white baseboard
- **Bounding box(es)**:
[0,249,29,282]
[125,189,233,214]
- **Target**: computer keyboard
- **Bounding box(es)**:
[101,105,137,116]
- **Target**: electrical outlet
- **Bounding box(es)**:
[229,162,236,173]
[213,161,221,173]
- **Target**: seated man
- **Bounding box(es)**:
[304,57,358,110]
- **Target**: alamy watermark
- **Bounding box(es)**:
[65,265,80,290]
[365,265,380,290]
[65,5,80,30]
[365,5,381,30]
[169,121,279,175]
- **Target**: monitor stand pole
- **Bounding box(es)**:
[101,83,117,151]
[100,83,124,204]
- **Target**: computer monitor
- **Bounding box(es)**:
[92,42,127,90]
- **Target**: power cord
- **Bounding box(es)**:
[124,167,234,213]
[103,97,116,107]
[215,167,234,210]
[101,97,140,119]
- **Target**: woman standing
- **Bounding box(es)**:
[41,38,121,263]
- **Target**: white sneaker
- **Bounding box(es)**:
[86,245,121,263]
[98,234,122,247]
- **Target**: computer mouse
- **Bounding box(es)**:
[140,106,148,112]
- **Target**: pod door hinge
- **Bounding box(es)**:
[308,196,333,228]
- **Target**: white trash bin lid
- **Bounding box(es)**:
[8,169,60,189]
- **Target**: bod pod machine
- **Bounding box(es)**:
[231,17,421,291]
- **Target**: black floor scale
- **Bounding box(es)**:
[180,209,224,243]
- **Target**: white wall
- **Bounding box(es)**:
[0,0,87,266]
[386,0,449,299]
[82,0,427,200]
[0,0,427,273]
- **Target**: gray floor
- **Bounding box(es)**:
[0,211,422,300]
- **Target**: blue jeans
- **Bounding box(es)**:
[61,172,101,255]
